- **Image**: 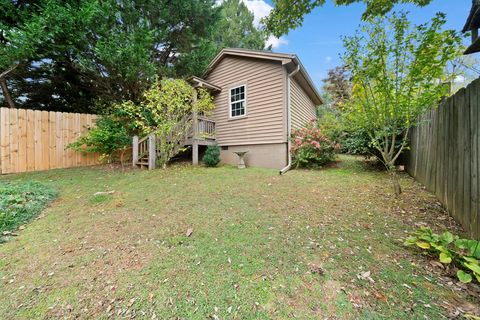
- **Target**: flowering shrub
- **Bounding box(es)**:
[291,120,336,168]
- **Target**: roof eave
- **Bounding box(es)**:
[188,76,222,92]
[203,48,295,78]
[291,56,323,105]
[465,36,480,54]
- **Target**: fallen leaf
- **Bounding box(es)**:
[309,263,325,275]
[373,291,388,302]
[186,228,193,237]
[93,191,115,196]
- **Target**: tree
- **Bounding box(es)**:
[214,0,267,50]
[1,0,266,111]
[0,0,101,110]
[0,0,220,109]
[0,0,69,108]
[111,79,215,168]
[263,0,434,37]
[72,0,219,104]
[449,55,480,93]
[343,12,461,195]
[322,65,351,112]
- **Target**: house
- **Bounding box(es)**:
[202,48,321,170]
[132,48,322,171]
[463,0,480,54]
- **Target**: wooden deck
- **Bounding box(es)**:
[132,116,216,169]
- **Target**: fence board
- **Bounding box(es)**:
[9,108,18,173]
[0,107,99,174]
[48,112,56,169]
[41,111,49,170]
[17,109,27,173]
[26,109,35,172]
[407,78,480,239]
[55,112,63,169]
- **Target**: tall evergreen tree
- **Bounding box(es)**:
[215,0,267,50]
[0,0,267,111]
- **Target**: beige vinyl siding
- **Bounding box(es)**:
[220,143,287,169]
[206,56,286,146]
[290,77,317,129]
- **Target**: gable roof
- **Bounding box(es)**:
[463,0,480,33]
[204,48,323,105]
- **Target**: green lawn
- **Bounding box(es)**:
[0,156,477,319]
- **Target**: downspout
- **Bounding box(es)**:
[279,64,300,175]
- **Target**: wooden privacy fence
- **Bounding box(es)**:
[0,107,99,174]
[406,78,480,239]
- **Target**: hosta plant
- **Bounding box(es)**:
[405,227,480,284]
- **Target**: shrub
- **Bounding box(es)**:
[203,145,221,167]
[68,116,131,164]
[405,227,480,284]
[111,79,215,168]
[291,121,336,168]
[341,128,372,155]
[0,181,57,238]
[70,79,215,168]
[317,109,345,149]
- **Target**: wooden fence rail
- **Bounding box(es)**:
[406,78,480,239]
[0,107,99,174]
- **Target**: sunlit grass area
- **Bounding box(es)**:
[0,156,475,319]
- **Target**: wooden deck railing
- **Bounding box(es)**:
[196,116,216,140]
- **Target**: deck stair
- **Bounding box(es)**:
[132,115,216,170]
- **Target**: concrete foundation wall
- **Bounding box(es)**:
[220,143,287,170]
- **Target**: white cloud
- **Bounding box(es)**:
[242,0,273,26]
[266,35,288,49]
[324,56,332,63]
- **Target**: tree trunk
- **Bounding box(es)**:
[391,170,402,195]
[0,77,15,108]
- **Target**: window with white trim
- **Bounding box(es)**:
[230,85,246,118]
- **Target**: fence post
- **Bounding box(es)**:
[148,133,156,170]
[132,135,139,167]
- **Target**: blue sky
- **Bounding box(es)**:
[243,0,472,89]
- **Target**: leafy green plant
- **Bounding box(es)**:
[316,109,345,149]
[68,116,131,164]
[405,227,480,283]
[112,79,215,168]
[0,181,57,238]
[203,145,221,167]
[343,12,461,195]
[291,121,336,169]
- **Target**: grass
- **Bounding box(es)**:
[0,181,57,237]
[0,156,477,319]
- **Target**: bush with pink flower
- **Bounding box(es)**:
[291,121,336,168]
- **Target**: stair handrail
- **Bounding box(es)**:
[132,134,150,167]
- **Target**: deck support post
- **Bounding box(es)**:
[193,141,199,165]
[148,133,156,170]
[132,135,139,167]
[192,88,199,166]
